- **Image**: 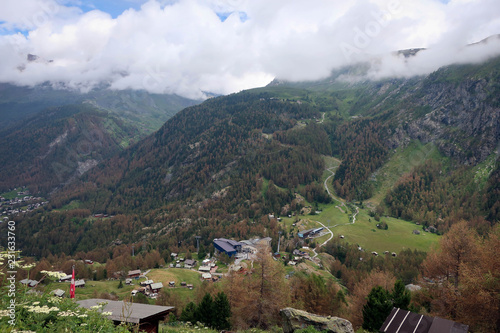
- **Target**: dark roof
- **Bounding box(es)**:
[128,269,141,276]
[77,298,174,324]
[184,259,196,266]
[298,228,315,235]
[380,308,469,333]
[428,317,469,333]
[214,239,239,253]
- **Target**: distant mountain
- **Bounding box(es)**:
[0,83,202,194]
[0,83,201,133]
[0,104,143,194]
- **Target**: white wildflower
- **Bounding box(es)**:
[26,305,59,313]
[58,310,78,317]
[101,311,112,316]
[48,296,61,303]
[41,270,67,279]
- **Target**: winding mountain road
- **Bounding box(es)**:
[311,167,359,258]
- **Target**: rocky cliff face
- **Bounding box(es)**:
[386,60,500,165]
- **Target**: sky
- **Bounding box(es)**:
[0,0,499,99]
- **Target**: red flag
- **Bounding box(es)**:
[70,266,75,299]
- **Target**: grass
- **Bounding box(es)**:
[45,280,137,301]
[323,209,440,253]
[43,268,205,304]
[1,189,26,200]
[472,152,497,188]
[56,200,82,211]
[147,268,202,287]
[281,202,440,254]
[366,141,443,207]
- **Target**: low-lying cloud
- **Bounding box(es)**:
[0,0,499,99]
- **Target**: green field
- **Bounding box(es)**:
[1,188,28,200]
[45,280,137,301]
[147,268,202,286]
[304,207,440,253]
[44,268,204,303]
[281,202,440,254]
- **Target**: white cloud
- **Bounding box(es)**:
[0,0,499,99]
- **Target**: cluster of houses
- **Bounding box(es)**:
[0,193,48,219]
[169,254,197,269]
[93,213,114,218]
[197,258,220,281]
[127,269,196,299]
[127,270,163,298]
[58,273,86,288]
[283,249,310,266]
[21,273,87,294]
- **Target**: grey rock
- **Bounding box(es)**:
[280,307,354,333]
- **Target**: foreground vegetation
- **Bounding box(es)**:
[1,222,498,332]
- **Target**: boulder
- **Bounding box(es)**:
[280,307,354,333]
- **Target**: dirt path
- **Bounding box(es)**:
[323,167,346,211]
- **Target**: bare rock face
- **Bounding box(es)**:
[280,308,354,333]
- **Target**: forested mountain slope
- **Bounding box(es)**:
[0,105,141,193]
[8,56,500,256]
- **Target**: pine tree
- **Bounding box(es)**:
[362,286,392,332]
[213,291,231,330]
[196,293,214,328]
[180,302,197,323]
[392,280,410,310]
[197,244,207,260]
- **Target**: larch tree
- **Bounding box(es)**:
[422,222,500,332]
[422,221,480,319]
[247,244,289,329]
[348,270,396,329]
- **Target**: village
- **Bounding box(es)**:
[22,226,338,302]
[0,187,48,221]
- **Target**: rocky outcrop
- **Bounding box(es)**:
[280,308,354,333]
[388,65,500,166]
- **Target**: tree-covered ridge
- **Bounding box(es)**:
[332,119,388,201]
[14,92,330,256]
[0,104,140,193]
[54,92,320,212]
[384,160,498,233]
[274,122,332,156]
